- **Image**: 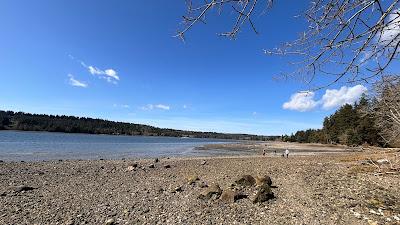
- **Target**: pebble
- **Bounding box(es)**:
[187,175,199,185]
[14,185,35,193]
[376,159,389,164]
[148,164,155,169]
[127,166,135,171]
[105,218,115,225]
[173,186,183,193]
[353,212,361,219]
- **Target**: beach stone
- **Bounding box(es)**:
[148,164,155,169]
[198,184,222,200]
[105,218,115,225]
[14,185,35,193]
[0,160,3,163]
[201,160,207,165]
[154,158,159,163]
[376,159,389,164]
[255,175,272,186]
[187,175,199,185]
[65,219,74,225]
[253,184,274,204]
[235,175,256,187]
[157,187,165,194]
[359,160,373,165]
[199,182,208,188]
[127,166,135,171]
[220,190,247,203]
[173,186,183,193]
[164,164,171,169]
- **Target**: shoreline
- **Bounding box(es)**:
[1,150,399,224]
[0,145,360,163]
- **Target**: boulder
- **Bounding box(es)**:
[198,184,222,200]
[164,164,171,169]
[154,158,159,163]
[148,164,155,169]
[235,175,256,187]
[253,184,274,204]
[220,190,247,203]
[255,175,272,187]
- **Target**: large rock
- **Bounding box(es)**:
[253,184,274,204]
[198,184,222,200]
[255,175,272,186]
[235,175,256,187]
[220,190,247,203]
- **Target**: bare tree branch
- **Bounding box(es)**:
[177,0,400,89]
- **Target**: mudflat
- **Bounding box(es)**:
[0,148,399,225]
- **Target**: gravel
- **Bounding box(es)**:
[0,153,399,224]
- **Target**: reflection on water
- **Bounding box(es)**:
[0,131,246,161]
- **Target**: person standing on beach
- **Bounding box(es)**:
[285,149,290,158]
[262,149,266,156]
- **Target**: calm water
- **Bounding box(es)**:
[0,131,246,161]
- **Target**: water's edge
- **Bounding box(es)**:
[0,131,247,162]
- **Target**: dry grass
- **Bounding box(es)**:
[339,150,400,175]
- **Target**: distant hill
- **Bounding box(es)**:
[0,110,278,141]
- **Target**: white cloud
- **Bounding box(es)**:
[74,59,119,84]
[67,74,88,88]
[113,104,130,109]
[321,85,367,110]
[183,105,188,109]
[379,10,400,47]
[283,85,368,112]
[140,104,170,111]
[283,92,318,112]
[252,112,257,116]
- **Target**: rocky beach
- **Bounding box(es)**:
[0,143,399,225]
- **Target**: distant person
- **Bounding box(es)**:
[285,149,290,158]
[262,149,266,156]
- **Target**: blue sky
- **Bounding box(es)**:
[0,1,373,135]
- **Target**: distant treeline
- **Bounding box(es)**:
[0,110,278,141]
[281,95,386,147]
